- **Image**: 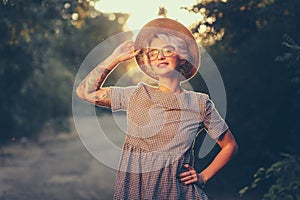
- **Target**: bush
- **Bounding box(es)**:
[239,154,300,200]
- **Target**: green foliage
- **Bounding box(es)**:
[0,0,89,142]
[182,0,227,46]
[239,154,300,200]
[276,34,300,94]
[0,0,126,143]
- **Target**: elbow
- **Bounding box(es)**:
[224,142,238,161]
[225,138,238,158]
[232,141,238,157]
[226,130,238,156]
[76,86,85,100]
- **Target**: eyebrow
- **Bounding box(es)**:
[148,45,175,50]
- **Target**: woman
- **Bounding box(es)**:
[76,18,238,199]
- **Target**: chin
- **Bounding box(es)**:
[156,71,183,80]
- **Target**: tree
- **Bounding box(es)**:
[0,0,126,143]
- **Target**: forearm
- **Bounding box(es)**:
[200,143,237,182]
[76,40,139,102]
[77,55,119,98]
[179,143,236,188]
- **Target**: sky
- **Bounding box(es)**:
[94,0,203,31]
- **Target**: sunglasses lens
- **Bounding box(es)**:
[147,46,175,61]
[147,49,159,61]
[163,47,175,57]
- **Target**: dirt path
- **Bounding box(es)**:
[0,116,119,200]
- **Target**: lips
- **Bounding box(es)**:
[157,62,169,68]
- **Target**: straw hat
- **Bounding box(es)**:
[134,18,200,82]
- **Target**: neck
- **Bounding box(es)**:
[158,78,183,93]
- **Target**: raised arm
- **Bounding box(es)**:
[76,40,140,108]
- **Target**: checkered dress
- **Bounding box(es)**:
[110,82,228,200]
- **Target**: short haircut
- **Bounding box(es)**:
[148,33,190,61]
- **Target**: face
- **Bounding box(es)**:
[147,38,182,79]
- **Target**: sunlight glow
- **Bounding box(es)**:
[94,0,202,31]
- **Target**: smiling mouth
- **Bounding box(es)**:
[157,62,169,68]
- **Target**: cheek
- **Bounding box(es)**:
[149,60,158,67]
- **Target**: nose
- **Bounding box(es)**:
[157,50,166,60]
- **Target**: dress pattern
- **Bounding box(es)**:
[110,82,228,200]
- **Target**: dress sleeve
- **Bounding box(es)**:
[110,85,137,111]
[203,98,229,140]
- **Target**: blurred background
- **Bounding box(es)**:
[0,0,299,199]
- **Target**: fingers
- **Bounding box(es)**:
[180,172,197,182]
[179,164,198,185]
[125,42,135,52]
[113,40,141,62]
[184,163,193,170]
[183,177,198,185]
[180,173,197,184]
[114,40,134,54]
[122,41,141,55]
[122,40,136,52]
[122,48,140,61]
[132,49,141,56]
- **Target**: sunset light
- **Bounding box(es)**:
[94,0,203,31]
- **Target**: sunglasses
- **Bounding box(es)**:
[146,46,176,61]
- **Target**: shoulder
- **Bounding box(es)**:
[189,90,210,101]
[136,81,154,88]
[110,82,147,91]
[135,81,158,93]
[114,82,152,98]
